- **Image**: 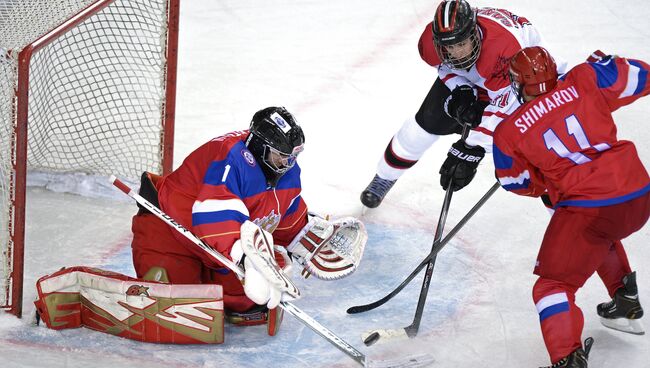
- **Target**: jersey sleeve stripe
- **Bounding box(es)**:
[493,144,513,169]
[192,210,249,226]
[498,171,531,191]
[620,60,648,98]
[192,198,249,216]
[589,60,618,89]
[473,126,494,137]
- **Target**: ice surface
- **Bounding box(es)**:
[1,1,649,367]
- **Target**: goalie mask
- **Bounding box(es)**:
[246,107,305,187]
[432,0,481,70]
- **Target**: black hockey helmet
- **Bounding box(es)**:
[432,0,481,70]
[246,106,305,187]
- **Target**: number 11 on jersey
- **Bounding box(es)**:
[543,115,611,165]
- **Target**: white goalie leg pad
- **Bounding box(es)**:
[237,221,300,309]
[287,215,368,280]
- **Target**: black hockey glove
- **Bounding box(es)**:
[439,139,485,191]
[444,85,485,129]
[540,193,554,209]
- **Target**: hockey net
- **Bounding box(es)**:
[0,0,178,317]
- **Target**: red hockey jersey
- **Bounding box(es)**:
[156,130,308,268]
[493,56,650,207]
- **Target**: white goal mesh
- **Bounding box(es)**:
[0,0,177,316]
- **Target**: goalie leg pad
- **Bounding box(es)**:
[35,266,225,344]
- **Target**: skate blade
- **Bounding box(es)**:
[600,316,645,335]
[367,353,435,368]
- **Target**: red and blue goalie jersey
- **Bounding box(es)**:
[493,56,650,207]
[156,130,308,268]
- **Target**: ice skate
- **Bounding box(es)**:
[360,174,396,208]
[539,337,593,368]
[597,271,645,335]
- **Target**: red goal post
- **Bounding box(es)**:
[0,0,179,317]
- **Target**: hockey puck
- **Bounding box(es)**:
[363,331,380,346]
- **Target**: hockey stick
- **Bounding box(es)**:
[361,181,500,346]
[110,176,433,367]
[361,125,467,346]
[348,181,500,315]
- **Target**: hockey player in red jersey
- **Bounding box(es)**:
[34,107,367,343]
[360,0,567,207]
[131,106,367,335]
[494,47,650,367]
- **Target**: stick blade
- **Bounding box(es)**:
[347,303,376,314]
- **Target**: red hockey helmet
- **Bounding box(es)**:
[432,0,481,70]
[509,46,558,102]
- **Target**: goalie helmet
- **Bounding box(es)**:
[509,46,558,103]
[246,107,305,187]
[432,0,481,70]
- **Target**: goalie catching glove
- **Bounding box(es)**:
[287,215,368,280]
[231,221,300,309]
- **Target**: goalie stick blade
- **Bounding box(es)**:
[367,353,435,368]
[362,328,409,346]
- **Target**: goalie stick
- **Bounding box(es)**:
[348,181,500,315]
[110,175,432,367]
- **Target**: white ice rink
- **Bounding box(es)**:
[1,0,649,367]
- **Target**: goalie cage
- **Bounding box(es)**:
[0,0,179,317]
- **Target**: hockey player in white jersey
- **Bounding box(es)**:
[360,0,567,206]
